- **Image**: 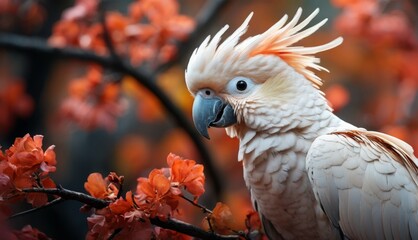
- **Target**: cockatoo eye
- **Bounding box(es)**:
[236,80,247,91]
[226,76,257,96]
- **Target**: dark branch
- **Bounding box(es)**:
[21,187,110,209]
[18,187,239,240]
[150,218,238,240]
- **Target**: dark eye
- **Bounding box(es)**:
[236,80,247,91]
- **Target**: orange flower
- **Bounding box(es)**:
[167,153,205,198]
[84,172,122,200]
[5,134,56,177]
[0,134,56,207]
[84,173,108,199]
[60,65,127,131]
[50,0,195,66]
[135,169,179,217]
[109,197,133,215]
[204,202,234,234]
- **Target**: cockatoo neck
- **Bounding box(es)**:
[226,71,348,161]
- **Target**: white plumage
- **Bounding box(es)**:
[307,130,418,239]
[185,7,418,239]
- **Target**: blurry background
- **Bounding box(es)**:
[1,0,417,238]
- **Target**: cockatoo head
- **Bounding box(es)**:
[185,8,342,139]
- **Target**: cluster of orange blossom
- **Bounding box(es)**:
[0,134,55,238]
[84,153,204,239]
[60,65,127,131]
[0,134,56,209]
[49,0,195,131]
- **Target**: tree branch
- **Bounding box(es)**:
[150,217,238,240]
[21,186,110,209]
[19,187,240,240]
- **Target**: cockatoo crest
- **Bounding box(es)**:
[186,8,343,91]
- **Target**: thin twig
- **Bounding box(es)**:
[8,197,65,220]
[180,194,212,214]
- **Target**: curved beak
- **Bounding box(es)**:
[192,94,237,139]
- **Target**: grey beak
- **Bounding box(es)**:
[192,94,237,139]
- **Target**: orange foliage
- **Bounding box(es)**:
[51,0,196,131]
[167,153,205,198]
[204,202,234,234]
[332,0,418,141]
[85,173,110,199]
[60,65,127,131]
[0,134,56,208]
[84,172,123,201]
[49,0,195,65]
[83,153,206,238]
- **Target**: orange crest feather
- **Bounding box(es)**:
[248,8,343,87]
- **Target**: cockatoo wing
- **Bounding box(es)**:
[307,130,418,239]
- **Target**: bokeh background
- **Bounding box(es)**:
[1,0,418,238]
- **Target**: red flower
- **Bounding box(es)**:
[167,153,205,198]
[60,66,127,131]
[84,172,123,200]
[0,134,57,207]
[134,169,179,218]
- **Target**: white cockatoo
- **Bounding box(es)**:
[185,7,418,239]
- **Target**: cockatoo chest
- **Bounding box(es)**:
[241,133,331,239]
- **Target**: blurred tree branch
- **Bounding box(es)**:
[0,0,230,199]
[17,187,240,240]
